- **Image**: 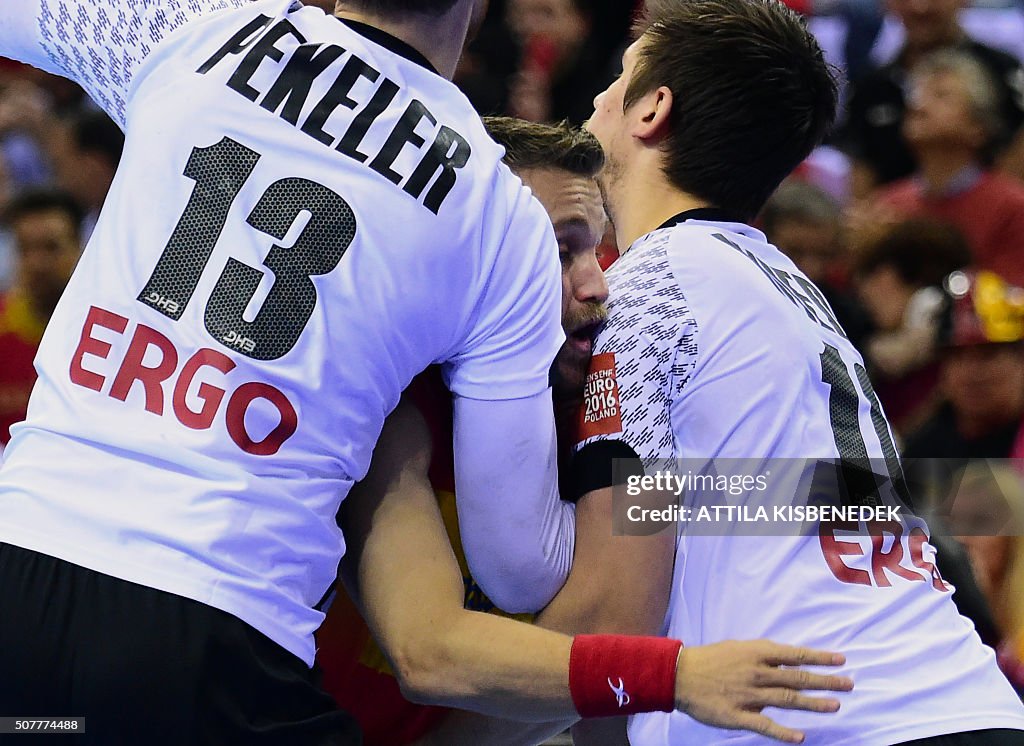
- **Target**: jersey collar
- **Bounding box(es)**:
[656,207,744,231]
[334,18,439,76]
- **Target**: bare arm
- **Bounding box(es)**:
[344,401,852,742]
[342,397,580,721]
[415,481,675,746]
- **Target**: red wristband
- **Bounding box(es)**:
[568,635,683,718]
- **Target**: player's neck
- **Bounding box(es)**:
[333,7,471,80]
[612,179,711,251]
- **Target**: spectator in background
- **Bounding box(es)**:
[0,150,14,291]
[760,179,872,351]
[0,189,81,444]
[873,51,1024,287]
[841,0,1024,197]
[52,110,124,241]
[901,271,1024,663]
[0,75,55,190]
[946,462,1024,695]
[505,0,617,123]
[903,270,1024,460]
[780,0,883,85]
[854,219,970,434]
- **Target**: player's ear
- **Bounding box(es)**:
[632,86,672,143]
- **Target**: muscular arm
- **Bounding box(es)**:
[343,399,852,739]
[342,397,580,721]
[416,478,676,746]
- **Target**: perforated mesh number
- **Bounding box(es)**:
[137,136,356,360]
[820,343,906,506]
[205,178,355,361]
[139,137,260,321]
[855,362,911,505]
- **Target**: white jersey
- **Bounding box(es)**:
[0,0,564,665]
[577,213,1024,745]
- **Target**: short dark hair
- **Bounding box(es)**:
[337,0,460,16]
[4,189,84,239]
[625,0,838,221]
[856,219,971,287]
[483,117,605,177]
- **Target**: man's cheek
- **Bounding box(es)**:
[561,278,572,328]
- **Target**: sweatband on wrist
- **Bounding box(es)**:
[569,634,683,718]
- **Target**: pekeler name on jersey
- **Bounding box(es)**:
[69,305,298,456]
[197,15,471,215]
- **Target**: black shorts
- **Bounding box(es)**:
[0,542,361,745]
[895,729,1024,745]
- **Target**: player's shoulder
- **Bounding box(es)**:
[659,220,816,315]
[609,219,764,299]
[140,0,276,46]
[601,228,696,339]
[661,220,780,278]
[980,170,1024,203]
[461,123,552,241]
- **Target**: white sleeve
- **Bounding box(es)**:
[453,390,575,613]
[443,189,565,402]
[0,0,249,127]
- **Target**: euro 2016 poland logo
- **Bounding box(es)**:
[578,352,623,440]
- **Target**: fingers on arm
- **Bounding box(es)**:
[759,642,846,669]
[756,666,854,694]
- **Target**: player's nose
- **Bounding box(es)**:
[576,254,609,304]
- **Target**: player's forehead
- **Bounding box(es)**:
[520,167,605,236]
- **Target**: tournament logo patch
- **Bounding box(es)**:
[578,352,623,439]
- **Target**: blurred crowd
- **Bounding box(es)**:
[1,0,1023,698]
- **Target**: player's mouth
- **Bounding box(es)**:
[567,321,602,354]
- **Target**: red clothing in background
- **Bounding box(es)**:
[779,0,812,13]
[879,172,1024,287]
[0,292,44,444]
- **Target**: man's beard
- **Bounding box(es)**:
[551,300,608,398]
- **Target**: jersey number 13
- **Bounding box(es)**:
[138,136,356,361]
